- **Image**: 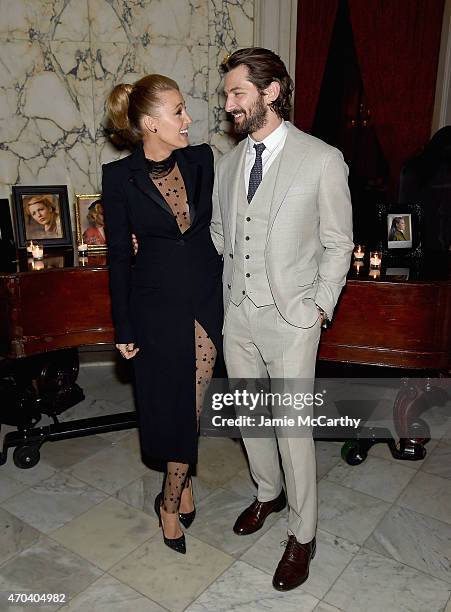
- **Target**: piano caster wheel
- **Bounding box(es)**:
[341,441,368,466]
[13,445,40,469]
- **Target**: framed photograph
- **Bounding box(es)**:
[12,185,72,248]
[74,194,106,252]
[377,203,422,259]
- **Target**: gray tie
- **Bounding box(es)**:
[247,142,266,203]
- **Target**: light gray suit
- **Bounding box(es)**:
[211,122,353,542]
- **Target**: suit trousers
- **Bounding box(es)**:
[223,297,321,543]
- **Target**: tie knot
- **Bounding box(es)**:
[253,143,265,157]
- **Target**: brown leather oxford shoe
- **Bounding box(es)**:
[272,535,316,591]
[233,489,286,536]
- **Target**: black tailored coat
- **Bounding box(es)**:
[102,143,223,467]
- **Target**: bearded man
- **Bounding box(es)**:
[210,47,353,591]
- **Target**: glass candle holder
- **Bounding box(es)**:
[369,251,382,268]
[353,245,365,260]
[353,260,364,274]
[31,244,44,260]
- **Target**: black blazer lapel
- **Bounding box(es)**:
[127,145,174,217]
[175,149,201,224]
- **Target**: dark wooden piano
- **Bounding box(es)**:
[0,249,450,468]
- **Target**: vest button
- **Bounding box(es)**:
[246,217,251,222]
[227,283,231,289]
[245,236,250,240]
[177,239,185,246]
[229,253,233,258]
[242,290,246,295]
[245,254,250,259]
[246,273,250,277]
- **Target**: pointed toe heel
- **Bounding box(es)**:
[154,493,186,554]
[179,507,196,529]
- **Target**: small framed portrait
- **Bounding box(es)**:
[74,194,107,252]
[12,185,72,248]
[377,203,422,259]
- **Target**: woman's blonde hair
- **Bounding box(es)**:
[23,194,59,232]
[107,74,180,144]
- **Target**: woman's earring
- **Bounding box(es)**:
[151,127,158,133]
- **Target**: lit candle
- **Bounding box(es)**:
[78,240,88,254]
[370,251,382,268]
[31,244,44,260]
[26,240,34,254]
[79,255,88,266]
[353,245,365,260]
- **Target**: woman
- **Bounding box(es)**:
[83,200,106,245]
[24,195,62,239]
[103,75,223,554]
[388,216,406,241]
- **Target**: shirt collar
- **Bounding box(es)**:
[247,120,288,155]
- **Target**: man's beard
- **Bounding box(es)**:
[232,94,268,135]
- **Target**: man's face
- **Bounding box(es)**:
[223,65,268,136]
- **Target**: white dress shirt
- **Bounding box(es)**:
[244,120,288,192]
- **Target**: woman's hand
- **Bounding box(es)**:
[116,343,140,359]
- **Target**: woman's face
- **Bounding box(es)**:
[148,89,193,151]
[29,201,52,226]
[397,218,405,230]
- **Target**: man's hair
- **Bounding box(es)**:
[220,47,293,120]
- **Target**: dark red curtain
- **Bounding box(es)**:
[348,0,445,190]
[294,0,339,131]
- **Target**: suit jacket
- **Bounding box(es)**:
[211,122,354,328]
[102,143,221,343]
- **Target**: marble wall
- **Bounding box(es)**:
[0,0,254,229]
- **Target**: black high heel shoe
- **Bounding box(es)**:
[179,478,196,529]
[154,492,186,554]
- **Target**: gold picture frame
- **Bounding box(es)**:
[74,193,107,252]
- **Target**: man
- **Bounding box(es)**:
[210,47,353,591]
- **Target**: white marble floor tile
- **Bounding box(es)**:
[397,471,451,525]
[324,455,415,502]
[445,595,451,612]
[0,472,27,503]
[315,441,342,479]
[420,440,451,479]
[188,487,279,556]
[222,467,258,498]
[62,574,165,611]
[324,548,451,612]
[65,445,148,495]
[109,532,233,612]
[186,559,319,611]
[1,472,107,533]
[60,397,131,424]
[364,504,451,583]
[313,604,344,612]
[0,507,41,566]
[117,430,141,455]
[51,497,158,570]
[318,480,390,544]
[242,519,360,600]
[39,435,111,470]
[0,536,103,606]
[197,436,248,486]
[0,455,56,486]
